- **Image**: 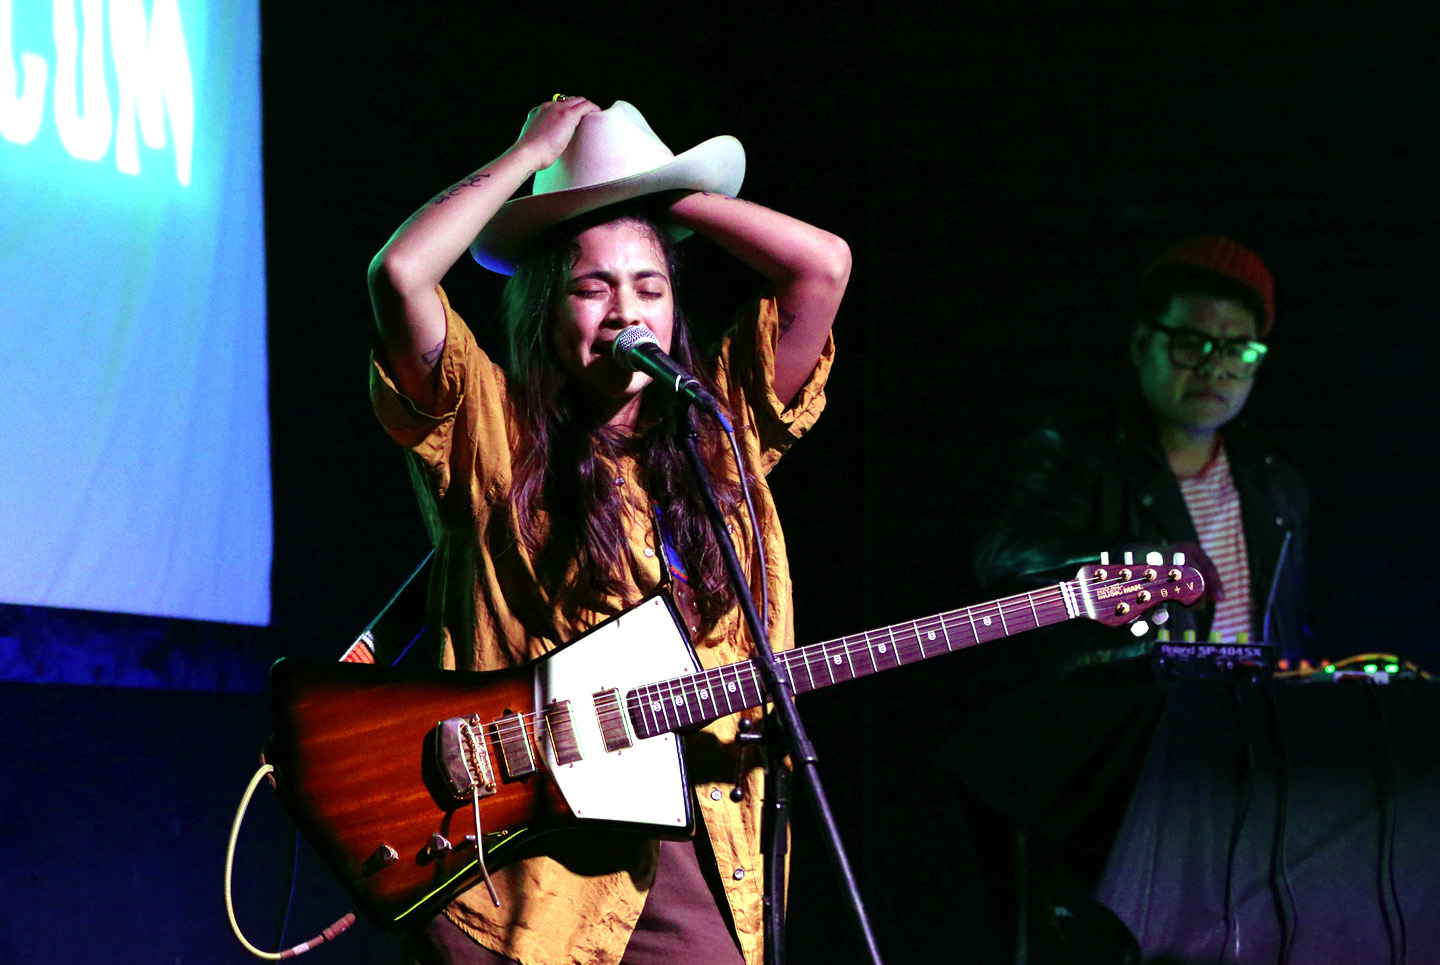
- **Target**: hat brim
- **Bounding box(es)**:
[470,135,745,275]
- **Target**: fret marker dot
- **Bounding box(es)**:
[927,631,936,641]
[983,617,992,626]
[673,695,685,705]
[878,643,887,653]
[833,656,843,665]
[651,700,662,712]
[700,690,710,700]
[727,683,737,692]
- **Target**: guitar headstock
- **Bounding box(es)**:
[1076,550,1205,628]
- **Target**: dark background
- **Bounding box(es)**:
[3,2,1437,962]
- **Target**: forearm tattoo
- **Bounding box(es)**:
[698,191,753,204]
[431,171,492,205]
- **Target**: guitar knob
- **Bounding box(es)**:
[363,844,400,875]
[428,834,454,856]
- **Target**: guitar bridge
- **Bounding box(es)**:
[435,715,498,803]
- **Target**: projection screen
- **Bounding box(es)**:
[1,0,270,625]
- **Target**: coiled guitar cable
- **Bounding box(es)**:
[224,762,356,959]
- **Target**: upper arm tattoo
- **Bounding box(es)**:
[778,307,798,337]
[420,337,445,368]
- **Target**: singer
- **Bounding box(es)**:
[366,97,850,965]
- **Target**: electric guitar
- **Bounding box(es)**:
[264,552,1201,929]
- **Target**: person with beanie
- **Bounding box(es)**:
[975,236,1310,672]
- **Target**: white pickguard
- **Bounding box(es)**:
[532,595,699,830]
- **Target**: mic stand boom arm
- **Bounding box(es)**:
[673,406,884,965]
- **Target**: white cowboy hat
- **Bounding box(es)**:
[470,100,746,275]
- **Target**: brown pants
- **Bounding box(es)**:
[403,839,745,965]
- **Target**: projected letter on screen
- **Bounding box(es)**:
[2,0,193,184]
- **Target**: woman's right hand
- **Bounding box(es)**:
[367,96,599,405]
[514,96,601,171]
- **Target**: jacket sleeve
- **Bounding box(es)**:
[973,419,1159,677]
[974,420,1113,592]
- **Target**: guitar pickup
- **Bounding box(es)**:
[491,710,538,780]
[435,715,498,803]
[542,700,583,766]
[592,688,633,753]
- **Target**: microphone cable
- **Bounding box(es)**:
[721,414,769,628]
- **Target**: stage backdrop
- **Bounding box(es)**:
[0,0,270,625]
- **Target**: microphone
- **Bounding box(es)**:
[609,326,726,419]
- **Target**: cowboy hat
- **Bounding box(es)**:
[470,100,746,275]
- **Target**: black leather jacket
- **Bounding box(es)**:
[975,407,1311,669]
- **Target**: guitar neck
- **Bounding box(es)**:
[627,578,1081,740]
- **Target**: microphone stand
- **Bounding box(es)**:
[672,405,883,965]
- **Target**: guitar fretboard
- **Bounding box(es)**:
[625,579,1079,740]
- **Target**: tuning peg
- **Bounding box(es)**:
[1146,551,1162,565]
[1100,552,1110,565]
[1123,551,1135,565]
[1172,551,1186,565]
[1130,620,1149,637]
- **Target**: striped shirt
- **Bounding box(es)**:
[1176,443,1252,641]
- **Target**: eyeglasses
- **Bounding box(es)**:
[1144,322,1268,379]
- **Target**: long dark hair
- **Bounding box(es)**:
[501,206,745,628]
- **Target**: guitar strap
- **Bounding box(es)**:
[653,503,703,640]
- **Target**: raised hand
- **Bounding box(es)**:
[513,96,601,171]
